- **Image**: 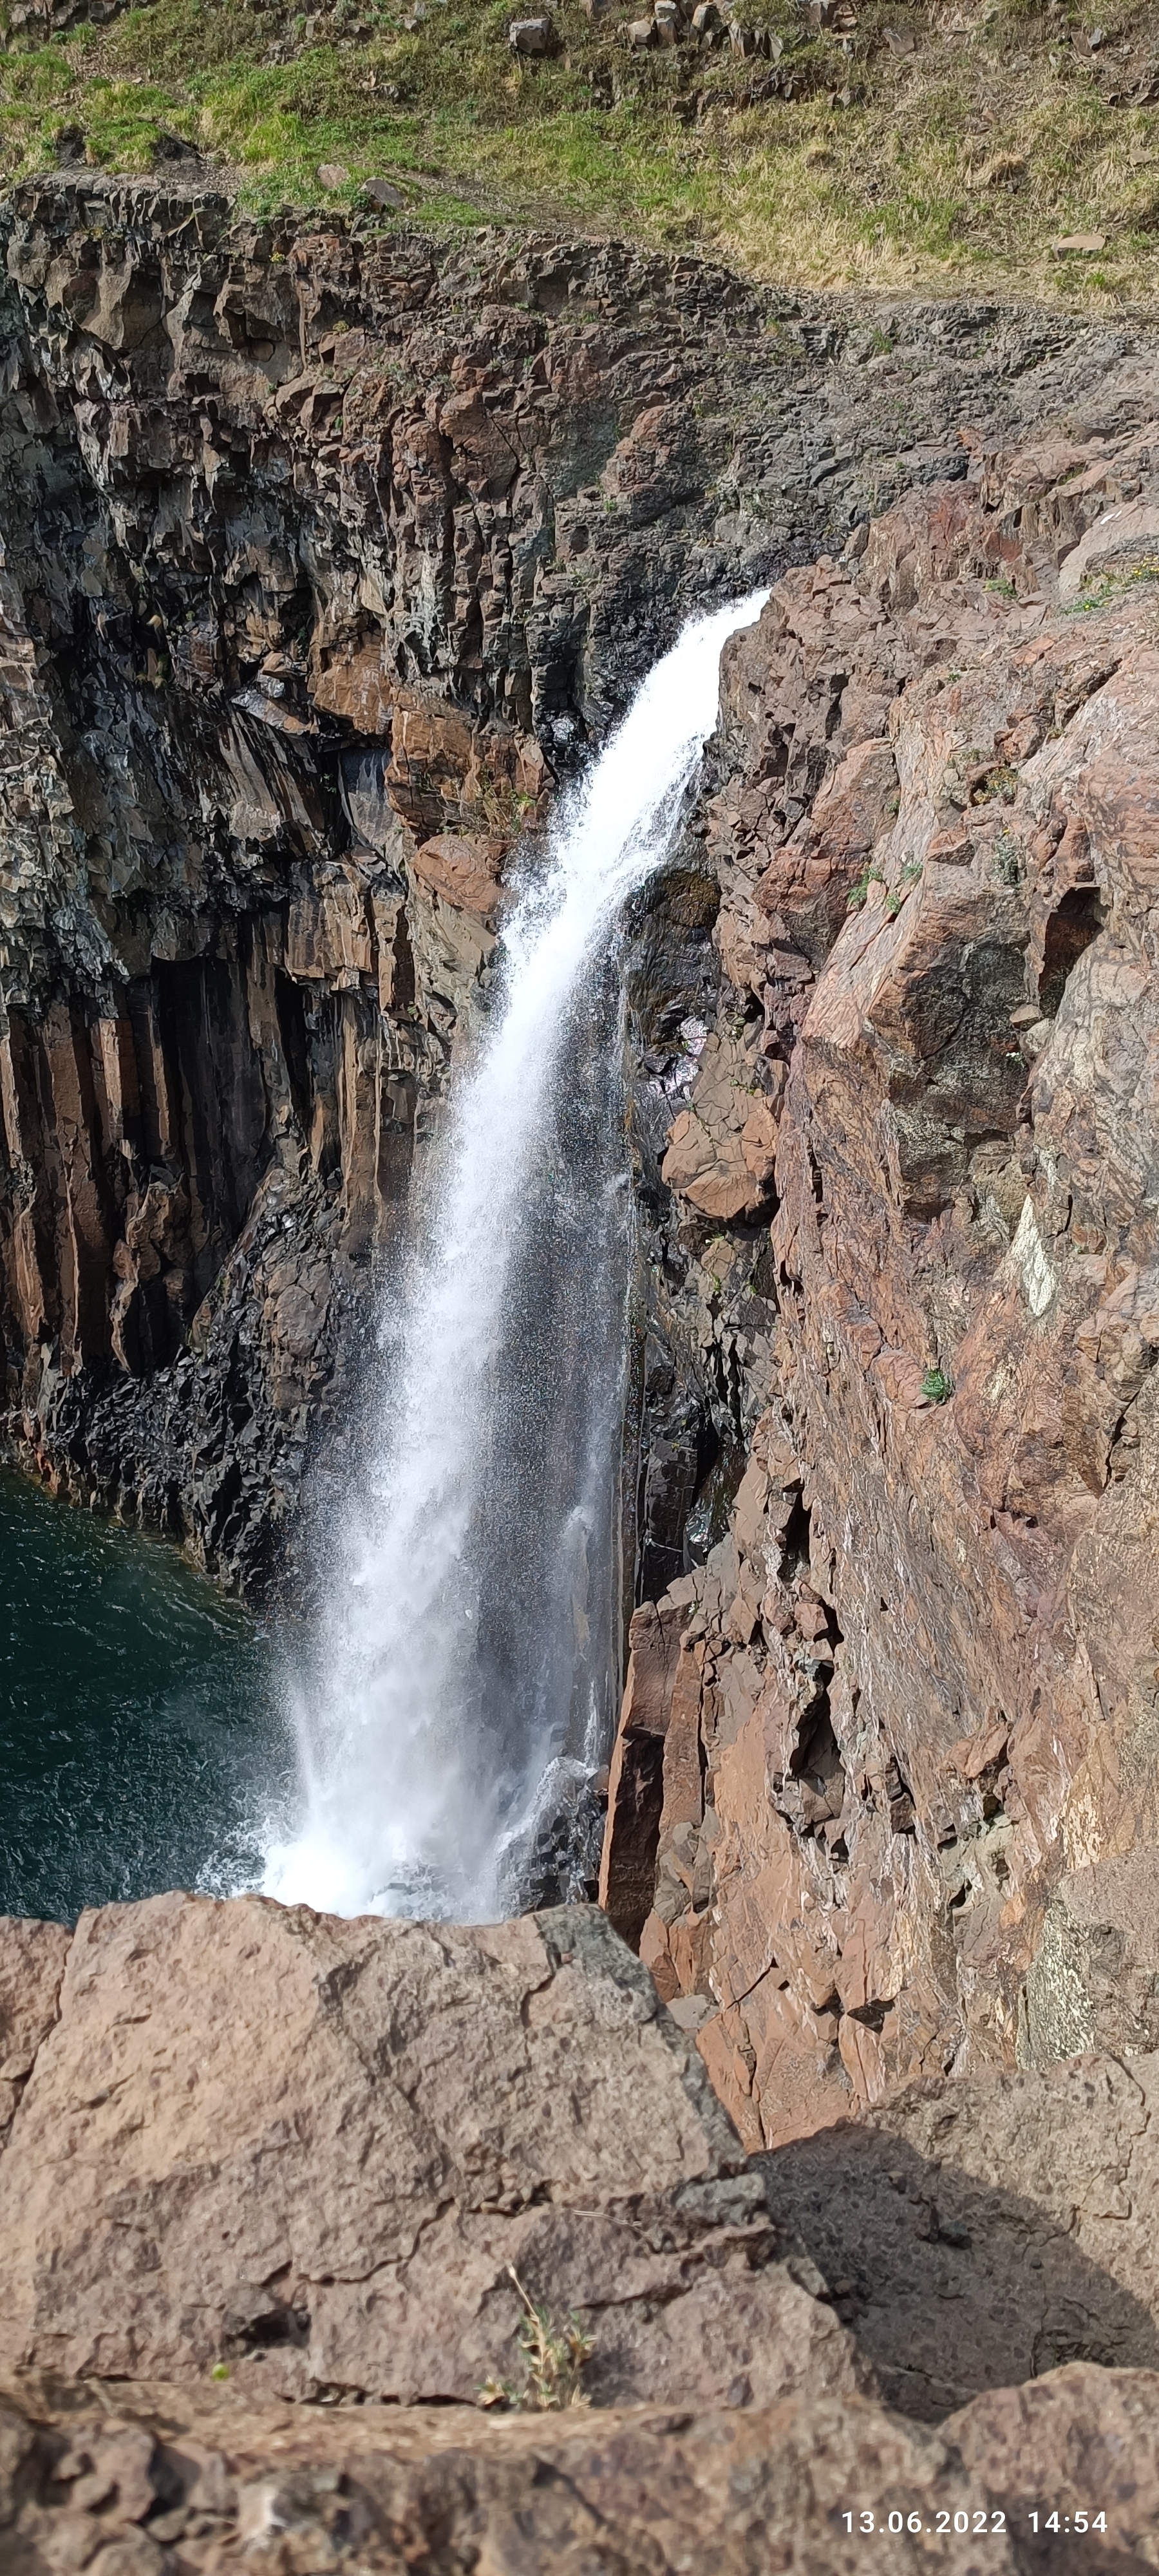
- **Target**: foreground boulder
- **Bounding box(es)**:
[2,2362,1158,2571]
[0,1896,863,2409]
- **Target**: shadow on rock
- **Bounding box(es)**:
[759,2061,1159,2421]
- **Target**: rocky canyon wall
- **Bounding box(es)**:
[8,203,1159,2542]
[7,166,1159,2163]
[0,170,796,1593]
[2,167,1154,1598]
[603,410,1159,2153]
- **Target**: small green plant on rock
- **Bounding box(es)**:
[1070,557,1159,616]
[972,763,1019,808]
[884,860,923,919]
[922,1366,953,1403]
[478,2267,595,2413]
[847,862,885,912]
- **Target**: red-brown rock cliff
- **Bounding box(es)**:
[605,424,1159,2146]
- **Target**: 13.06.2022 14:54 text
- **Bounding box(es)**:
[838,2509,1109,2536]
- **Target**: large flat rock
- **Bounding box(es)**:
[0,1893,863,2410]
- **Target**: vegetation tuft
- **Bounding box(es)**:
[847,860,885,909]
[478,2265,596,2412]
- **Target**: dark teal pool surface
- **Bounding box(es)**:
[0,1468,287,1923]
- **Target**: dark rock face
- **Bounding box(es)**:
[0,175,776,1588]
[3,169,1155,1593]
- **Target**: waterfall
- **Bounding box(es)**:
[261,591,767,1922]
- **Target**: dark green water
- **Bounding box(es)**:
[0,1468,288,1923]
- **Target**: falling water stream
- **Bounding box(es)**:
[262,594,766,1921]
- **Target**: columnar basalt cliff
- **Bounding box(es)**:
[603,419,1159,2150]
[3,169,1156,1593]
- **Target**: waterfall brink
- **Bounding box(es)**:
[262,592,768,1922]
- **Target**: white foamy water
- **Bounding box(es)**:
[262,591,767,1920]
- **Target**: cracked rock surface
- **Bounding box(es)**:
[8,1897,1159,2457]
[3,2362,1159,2573]
[0,1897,865,2410]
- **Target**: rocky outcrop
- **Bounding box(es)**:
[763,2050,1159,2420]
[0,1895,865,2410]
[4,2362,1159,2572]
[4,170,1157,1591]
[6,1889,1159,2571]
[607,417,1159,2150]
[10,1889,1159,2443]
[1020,1852,1159,2066]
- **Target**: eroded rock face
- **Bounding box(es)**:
[0,1895,864,2410]
[607,419,1159,2150]
[3,171,1154,1591]
[3,2363,1158,2573]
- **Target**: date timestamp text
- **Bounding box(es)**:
[838,2510,1109,2536]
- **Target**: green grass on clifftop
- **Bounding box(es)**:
[2,0,1159,310]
